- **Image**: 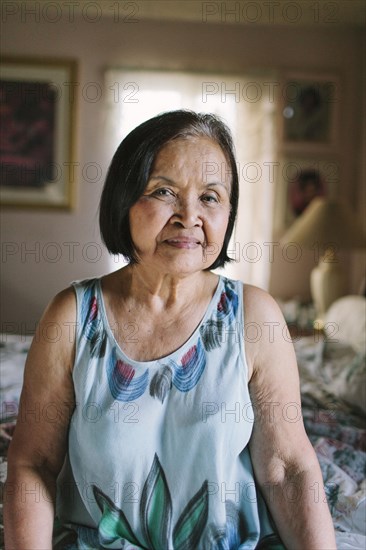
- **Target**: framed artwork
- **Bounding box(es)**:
[280,73,339,152]
[0,57,77,209]
[274,156,341,236]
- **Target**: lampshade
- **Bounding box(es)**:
[280,197,365,323]
[281,197,365,249]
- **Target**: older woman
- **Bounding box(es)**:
[5,111,336,549]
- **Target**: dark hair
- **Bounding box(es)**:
[99,109,239,270]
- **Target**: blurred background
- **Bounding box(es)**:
[1,0,365,331]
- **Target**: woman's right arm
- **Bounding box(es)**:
[4,288,76,550]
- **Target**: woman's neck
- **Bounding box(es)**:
[115,264,216,313]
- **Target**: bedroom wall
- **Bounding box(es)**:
[1,8,365,330]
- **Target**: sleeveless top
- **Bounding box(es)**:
[55,275,284,550]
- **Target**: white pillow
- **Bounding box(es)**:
[324,295,366,354]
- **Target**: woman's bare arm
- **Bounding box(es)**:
[244,285,336,550]
[4,288,76,549]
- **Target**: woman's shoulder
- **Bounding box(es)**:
[24,285,78,376]
[242,283,284,325]
[49,272,113,326]
[241,284,291,381]
[45,285,76,317]
[37,286,77,345]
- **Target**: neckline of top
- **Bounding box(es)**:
[94,275,225,367]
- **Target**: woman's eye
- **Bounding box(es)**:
[153,188,175,198]
[202,194,219,204]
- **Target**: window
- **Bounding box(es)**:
[103,70,277,289]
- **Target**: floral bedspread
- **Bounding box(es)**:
[296,336,366,549]
[1,335,365,549]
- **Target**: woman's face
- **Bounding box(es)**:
[129,136,232,276]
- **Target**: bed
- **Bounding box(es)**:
[1,298,365,549]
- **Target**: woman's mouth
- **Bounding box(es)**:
[164,238,201,249]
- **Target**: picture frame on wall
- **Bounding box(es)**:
[0,56,77,209]
[280,72,340,152]
[273,156,341,236]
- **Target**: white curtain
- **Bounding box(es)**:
[103,70,277,290]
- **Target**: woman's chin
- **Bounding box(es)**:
[136,252,213,276]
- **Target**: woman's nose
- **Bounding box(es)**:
[170,197,203,228]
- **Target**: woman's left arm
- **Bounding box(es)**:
[245,285,336,550]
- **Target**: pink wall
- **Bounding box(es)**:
[1,13,365,329]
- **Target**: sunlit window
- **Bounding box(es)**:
[103,70,277,289]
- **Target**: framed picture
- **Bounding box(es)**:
[273,156,341,236]
[0,57,77,209]
[280,73,339,152]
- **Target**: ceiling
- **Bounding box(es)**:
[70,0,366,27]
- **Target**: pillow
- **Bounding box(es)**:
[324,295,366,354]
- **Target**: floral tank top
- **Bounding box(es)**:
[54,275,284,550]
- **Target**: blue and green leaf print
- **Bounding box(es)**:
[93,454,209,549]
[93,485,142,547]
[141,454,172,549]
[172,479,209,550]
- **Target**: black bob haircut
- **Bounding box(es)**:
[99,110,239,270]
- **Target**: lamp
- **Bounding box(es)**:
[280,197,365,325]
